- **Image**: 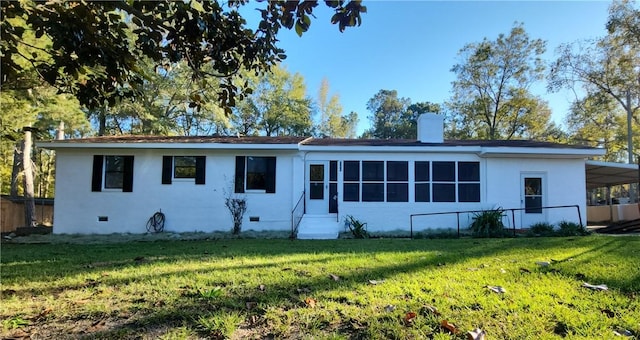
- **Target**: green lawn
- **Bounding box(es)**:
[1,236,639,339]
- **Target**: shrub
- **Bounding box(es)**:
[345,215,368,239]
[528,222,555,237]
[225,198,247,235]
[557,221,590,236]
[469,208,506,238]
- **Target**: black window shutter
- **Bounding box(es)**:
[122,156,134,192]
[234,156,245,193]
[91,155,103,192]
[195,156,206,185]
[265,157,276,193]
[162,156,173,184]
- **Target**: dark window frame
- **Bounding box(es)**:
[92,155,134,192]
[234,156,276,193]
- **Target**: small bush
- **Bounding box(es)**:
[557,221,590,236]
[345,215,368,239]
[469,208,507,238]
[528,222,555,237]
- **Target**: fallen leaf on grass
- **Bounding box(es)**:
[536,261,551,266]
[10,329,30,338]
[246,301,257,310]
[38,307,53,318]
[296,287,311,294]
[403,312,417,325]
[258,284,266,291]
[485,285,506,294]
[329,274,340,281]
[601,308,615,318]
[519,267,531,273]
[384,304,395,312]
[582,282,608,291]
[368,279,385,285]
[440,320,459,334]
[420,305,441,316]
[304,297,317,308]
[467,328,487,340]
[499,268,506,274]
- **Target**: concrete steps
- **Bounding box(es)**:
[297,214,341,239]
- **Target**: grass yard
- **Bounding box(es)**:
[1,236,639,339]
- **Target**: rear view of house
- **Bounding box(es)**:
[40,114,604,238]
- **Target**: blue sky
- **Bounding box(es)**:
[245,1,612,135]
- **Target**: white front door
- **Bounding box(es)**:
[306,161,329,214]
[521,173,547,227]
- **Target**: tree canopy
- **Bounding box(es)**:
[1,0,366,112]
[448,23,552,140]
[549,0,640,162]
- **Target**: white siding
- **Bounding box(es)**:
[53,148,301,234]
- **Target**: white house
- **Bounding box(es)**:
[40,114,605,238]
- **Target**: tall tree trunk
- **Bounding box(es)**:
[23,127,36,228]
[10,141,22,198]
[98,107,107,136]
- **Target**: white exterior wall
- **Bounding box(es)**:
[53,148,302,234]
[305,151,491,232]
[485,158,587,228]
[52,145,590,235]
[304,152,588,233]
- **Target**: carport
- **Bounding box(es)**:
[585,160,640,225]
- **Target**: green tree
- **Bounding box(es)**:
[364,89,411,139]
[566,92,637,162]
[315,78,358,137]
[86,60,229,136]
[549,0,640,163]
[1,0,366,113]
[364,90,440,139]
[231,65,313,136]
[449,24,552,140]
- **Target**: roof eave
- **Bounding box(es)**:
[37,142,301,150]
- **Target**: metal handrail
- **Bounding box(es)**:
[409,204,582,238]
[290,191,305,238]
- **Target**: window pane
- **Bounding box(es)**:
[362,183,384,201]
[415,161,430,182]
[330,161,337,182]
[104,156,124,189]
[310,183,324,199]
[433,183,455,202]
[458,162,480,182]
[247,157,267,190]
[174,156,196,167]
[362,161,384,181]
[105,156,124,172]
[458,183,480,202]
[310,164,324,181]
[105,172,123,189]
[175,166,196,178]
[344,161,359,181]
[525,197,542,213]
[433,162,455,181]
[343,183,359,202]
[525,178,542,195]
[387,183,408,202]
[415,183,430,202]
[387,161,408,181]
[174,156,196,178]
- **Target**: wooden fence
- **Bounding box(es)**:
[1,196,54,233]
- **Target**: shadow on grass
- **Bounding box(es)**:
[2,236,639,338]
